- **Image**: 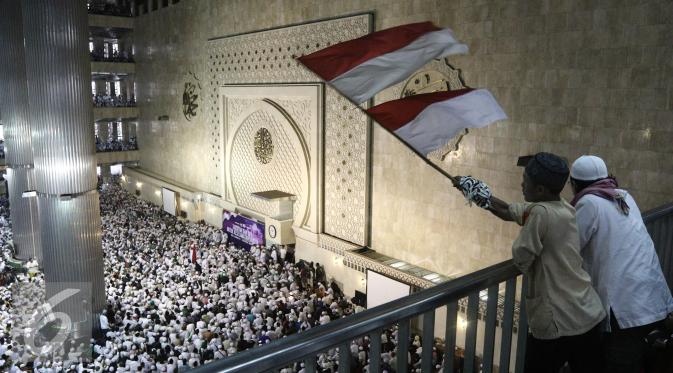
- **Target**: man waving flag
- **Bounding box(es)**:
[297,21,468,104]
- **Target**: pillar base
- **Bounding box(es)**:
[6,167,41,263]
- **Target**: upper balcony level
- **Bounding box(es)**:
[96,150,139,165]
[88,14,134,31]
[93,107,138,122]
[88,1,133,18]
[0,152,137,168]
[91,61,135,76]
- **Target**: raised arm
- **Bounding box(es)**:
[488,195,514,221]
[452,175,514,221]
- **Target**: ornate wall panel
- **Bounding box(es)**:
[207,14,372,245]
[231,114,303,204]
[221,86,316,229]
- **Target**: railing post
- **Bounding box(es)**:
[397,318,410,373]
[498,278,516,373]
[421,310,435,373]
[515,276,529,373]
[482,285,499,373]
[464,292,480,372]
[443,301,458,373]
[369,328,382,373]
[304,355,316,373]
[339,342,351,373]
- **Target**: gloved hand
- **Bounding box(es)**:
[453,176,492,209]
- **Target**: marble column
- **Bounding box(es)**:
[128,122,137,141]
[97,122,110,144]
[121,122,130,142]
[110,121,119,141]
[99,165,112,181]
[94,80,108,97]
[22,0,105,339]
[0,0,42,263]
[93,38,105,59]
[124,77,135,101]
[104,122,112,142]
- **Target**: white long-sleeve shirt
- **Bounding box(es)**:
[576,191,673,331]
[99,314,110,330]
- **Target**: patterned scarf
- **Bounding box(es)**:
[570,177,630,215]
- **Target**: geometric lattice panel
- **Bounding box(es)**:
[229,108,306,223]
[324,87,370,243]
[207,14,372,245]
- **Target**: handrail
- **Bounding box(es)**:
[643,202,673,223]
[192,259,521,373]
[642,201,673,293]
[192,201,673,373]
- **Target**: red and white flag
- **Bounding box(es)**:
[366,88,507,156]
[297,22,468,104]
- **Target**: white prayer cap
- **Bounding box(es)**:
[570,155,608,181]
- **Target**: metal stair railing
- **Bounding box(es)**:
[191,259,526,373]
[643,202,673,292]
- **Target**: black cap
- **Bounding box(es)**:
[525,152,569,193]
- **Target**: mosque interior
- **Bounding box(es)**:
[0,0,671,372]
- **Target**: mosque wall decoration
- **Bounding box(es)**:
[182,71,201,121]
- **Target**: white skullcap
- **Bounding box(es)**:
[570,155,608,181]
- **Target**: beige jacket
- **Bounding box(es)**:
[509,199,605,339]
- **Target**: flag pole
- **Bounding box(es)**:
[368,114,460,186]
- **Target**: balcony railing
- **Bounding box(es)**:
[643,202,673,292]
[192,260,527,373]
[190,200,672,373]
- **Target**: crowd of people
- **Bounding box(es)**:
[87,0,133,17]
[0,198,46,371]
[0,180,456,372]
[93,94,136,108]
[95,137,138,153]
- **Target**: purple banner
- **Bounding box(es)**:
[222,209,265,250]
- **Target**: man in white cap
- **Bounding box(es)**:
[570,155,673,373]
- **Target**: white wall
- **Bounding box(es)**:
[121,169,199,221]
